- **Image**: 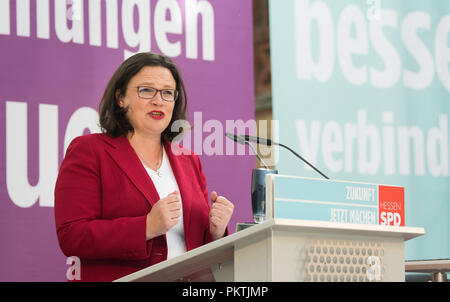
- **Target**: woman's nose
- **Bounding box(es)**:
[151,92,164,105]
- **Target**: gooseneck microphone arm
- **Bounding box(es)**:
[245,141,270,169]
[276,142,329,179]
[242,135,330,180]
[225,133,269,169]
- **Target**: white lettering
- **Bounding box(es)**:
[66,256,81,281]
[349,209,377,224]
[0,0,216,61]
[122,0,151,59]
[86,0,120,48]
[37,0,50,39]
[346,186,376,201]
[55,0,84,44]
[155,0,183,58]
[16,0,30,37]
[322,121,343,172]
[370,9,401,88]
[398,126,425,175]
[293,1,450,91]
[357,110,380,175]
[435,16,450,92]
[295,110,449,177]
[6,101,101,208]
[427,115,449,177]
[295,120,321,170]
[64,107,101,156]
[337,5,368,86]
[225,119,257,155]
[106,0,119,49]
[330,208,348,223]
[6,102,58,208]
[402,12,434,90]
[0,0,10,35]
[185,0,215,61]
[88,0,102,47]
[344,122,357,173]
[203,119,223,156]
[380,211,401,226]
[367,256,382,281]
[366,0,381,21]
[294,0,334,82]
[382,112,396,175]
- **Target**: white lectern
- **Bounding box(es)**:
[115,218,424,282]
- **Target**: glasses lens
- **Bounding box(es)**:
[138,87,157,99]
[161,89,178,102]
[137,87,178,101]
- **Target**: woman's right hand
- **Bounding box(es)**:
[145,190,181,240]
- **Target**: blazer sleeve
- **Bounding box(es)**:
[54,136,151,261]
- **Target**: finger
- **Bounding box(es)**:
[158,194,179,205]
[212,199,234,213]
[211,196,231,207]
[167,190,180,199]
[210,216,224,228]
[211,191,218,203]
[169,190,179,196]
[211,203,230,214]
[170,210,181,219]
[166,194,181,203]
[212,197,231,208]
[169,217,179,225]
[212,197,228,207]
[210,206,231,218]
[169,203,182,211]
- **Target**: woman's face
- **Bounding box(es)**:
[119,66,176,139]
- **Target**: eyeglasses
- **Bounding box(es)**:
[130,86,178,102]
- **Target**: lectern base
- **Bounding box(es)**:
[115,219,424,282]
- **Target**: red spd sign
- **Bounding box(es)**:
[378,186,405,226]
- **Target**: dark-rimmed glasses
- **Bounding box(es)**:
[129,86,178,102]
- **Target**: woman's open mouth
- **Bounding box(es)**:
[148,110,165,120]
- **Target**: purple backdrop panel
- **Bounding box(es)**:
[0,0,254,281]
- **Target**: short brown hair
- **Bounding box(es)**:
[99,52,188,142]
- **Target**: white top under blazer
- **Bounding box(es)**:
[142,148,187,260]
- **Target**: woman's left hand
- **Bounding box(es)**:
[209,191,234,241]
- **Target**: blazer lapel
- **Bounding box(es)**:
[102,135,160,207]
[101,136,194,248]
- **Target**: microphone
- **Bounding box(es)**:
[242,134,272,146]
[240,134,330,180]
[225,132,245,145]
[226,132,276,224]
[225,133,269,169]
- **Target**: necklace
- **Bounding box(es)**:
[138,146,163,177]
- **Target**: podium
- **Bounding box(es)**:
[115,218,424,282]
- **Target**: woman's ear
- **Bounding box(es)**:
[116,90,124,108]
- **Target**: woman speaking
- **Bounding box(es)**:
[54,52,234,282]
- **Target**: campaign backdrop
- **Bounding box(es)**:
[269,0,449,261]
[0,0,254,281]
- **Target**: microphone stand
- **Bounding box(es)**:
[245,141,277,224]
[275,142,329,180]
[241,134,330,180]
[226,132,330,226]
[245,141,270,169]
[225,133,277,224]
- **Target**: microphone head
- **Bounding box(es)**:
[225,132,246,145]
[241,134,272,146]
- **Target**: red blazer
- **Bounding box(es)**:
[54,133,216,282]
